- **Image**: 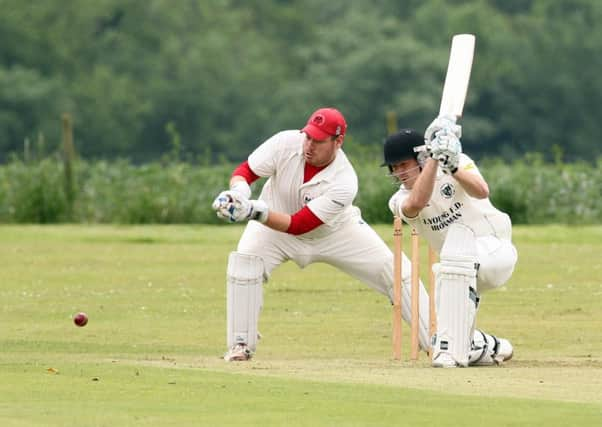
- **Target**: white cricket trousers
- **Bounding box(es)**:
[236,216,432,349]
[474,235,518,291]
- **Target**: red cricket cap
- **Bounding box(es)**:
[302,107,347,140]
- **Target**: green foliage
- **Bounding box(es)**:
[483,154,602,224]
[0,157,69,222]
[0,157,231,224]
[0,66,64,155]
[1,154,601,224]
[74,160,232,224]
[1,0,602,162]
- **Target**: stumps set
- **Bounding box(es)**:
[392,216,437,361]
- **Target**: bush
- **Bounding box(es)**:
[482,154,602,225]
[0,158,233,224]
[0,155,600,224]
[0,157,69,223]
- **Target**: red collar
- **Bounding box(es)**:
[304,162,326,183]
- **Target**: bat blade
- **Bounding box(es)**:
[439,34,476,120]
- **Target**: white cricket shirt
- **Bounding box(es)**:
[389,153,512,252]
[248,130,360,239]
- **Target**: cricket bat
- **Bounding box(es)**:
[438,34,476,121]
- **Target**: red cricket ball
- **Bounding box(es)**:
[73,312,88,327]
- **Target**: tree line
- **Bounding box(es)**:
[1,0,601,163]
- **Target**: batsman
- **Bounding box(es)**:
[383,124,518,367]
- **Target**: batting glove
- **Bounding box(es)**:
[429,131,462,174]
[424,115,462,143]
[438,154,460,175]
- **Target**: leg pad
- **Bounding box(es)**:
[227,252,264,351]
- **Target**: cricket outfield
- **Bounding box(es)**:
[0,225,600,426]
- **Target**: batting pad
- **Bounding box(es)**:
[227,252,264,351]
[433,223,478,367]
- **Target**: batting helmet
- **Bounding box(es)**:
[381,129,425,167]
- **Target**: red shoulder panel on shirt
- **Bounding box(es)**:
[232,161,260,184]
[286,206,323,235]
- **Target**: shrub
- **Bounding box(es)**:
[0,155,600,224]
[0,157,69,223]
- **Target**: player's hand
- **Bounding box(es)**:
[430,130,462,158]
[424,115,462,143]
[438,155,460,175]
[228,198,268,223]
[430,131,461,174]
[211,179,253,216]
[212,190,236,213]
[246,199,269,223]
[212,192,269,224]
[212,190,246,222]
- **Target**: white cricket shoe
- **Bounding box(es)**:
[494,338,513,364]
[469,330,515,366]
[432,352,458,368]
[224,344,253,362]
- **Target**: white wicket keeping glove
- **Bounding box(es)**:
[424,115,462,143]
[213,195,269,224]
[228,198,269,223]
[212,189,247,222]
[246,199,269,223]
[229,180,252,199]
[211,180,252,215]
[211,190,238,212]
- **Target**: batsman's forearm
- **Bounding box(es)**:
[403,159,438,217]
[453,169,489,199]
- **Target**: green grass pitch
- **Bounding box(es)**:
[0,224,600,426]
